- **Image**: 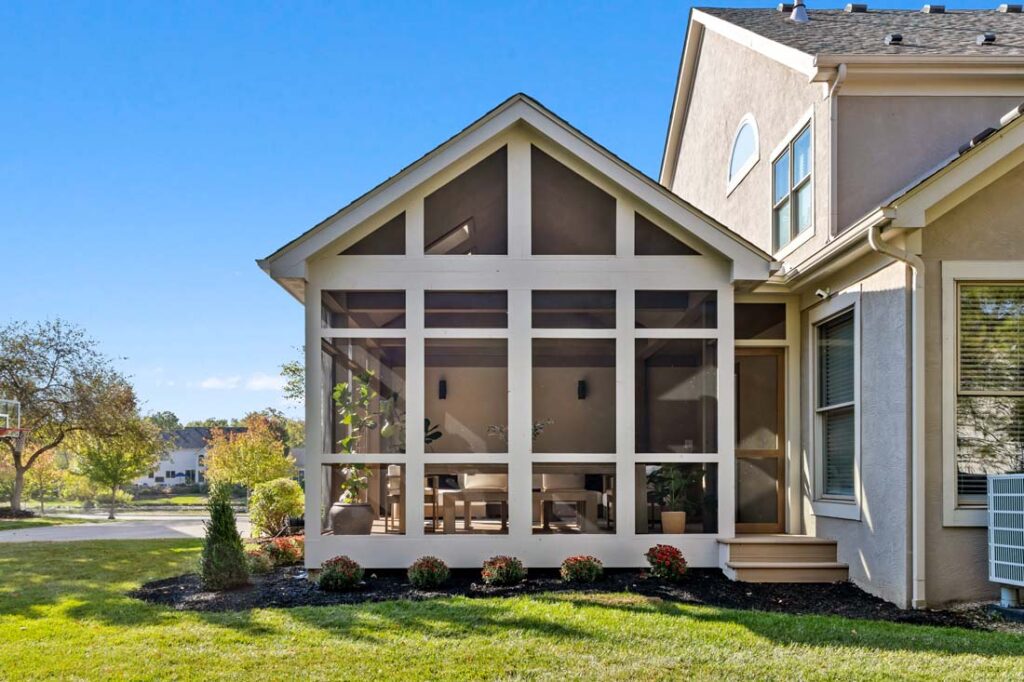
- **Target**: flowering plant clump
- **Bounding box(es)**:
[644,544,688,582]
[266,535,304,566]
[244,546,274,575]
[407,556,450,589]
[481,555,527,586]
[560,555,604,583]
[318,556,364,592]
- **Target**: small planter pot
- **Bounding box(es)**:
[329,502,374,535]
[661,511,687,534]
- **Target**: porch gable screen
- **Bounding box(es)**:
[816,310,855,498]
[956,283,1024,506]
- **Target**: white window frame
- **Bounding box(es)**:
[808,289,861,521]
[726,113,759,196]
[942,261,1024,527]
[770,110,814,259]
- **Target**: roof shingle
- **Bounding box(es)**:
[698,7,1024,56]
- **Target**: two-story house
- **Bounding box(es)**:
[260,5,1024,608]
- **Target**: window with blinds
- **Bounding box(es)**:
[816,310,855,498]
[956,283,1024,506]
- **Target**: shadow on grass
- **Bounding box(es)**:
[534,592,1024,659]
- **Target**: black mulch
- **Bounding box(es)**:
[0,508,36,519]
[131,567,1007,631]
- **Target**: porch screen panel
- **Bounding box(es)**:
[956,283,1024,505]
[816,310,855,498]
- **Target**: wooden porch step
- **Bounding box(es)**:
[718,535,838,563]
[724,561,849,584]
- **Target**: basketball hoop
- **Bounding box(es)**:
[0,399,22,439]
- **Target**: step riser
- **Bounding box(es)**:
[728,544,837,563]
[728,567,849,583]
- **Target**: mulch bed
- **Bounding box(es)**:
[0,508,36,520]
[131,566,1012,631]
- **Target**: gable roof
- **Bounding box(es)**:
[259,93,773,300]
[698,7,1024,58]
[163,427,246,450]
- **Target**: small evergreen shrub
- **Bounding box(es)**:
[644,544,688,582]
[200,484,250,590]
[560,555,604,583]
[408,556,450,589]
[481,555,527,586]
[265,535,304,566]
[249,478,304,537]
[318,556,364,592]
[245,546,274,575]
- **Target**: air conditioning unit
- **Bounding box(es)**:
[988,474,1024,608]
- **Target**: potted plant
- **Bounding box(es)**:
[651,465,700,534]
[328,371,393,535]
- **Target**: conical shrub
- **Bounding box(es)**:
[200,483,250,590]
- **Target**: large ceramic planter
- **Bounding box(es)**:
[661,510,687,534]
[329,502,374,535]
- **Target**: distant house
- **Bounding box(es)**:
[133,427,246,488]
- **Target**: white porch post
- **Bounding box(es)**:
[717,285,737,542]
[304,276,323,567]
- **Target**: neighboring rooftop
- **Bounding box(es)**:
[697,6,1024,56]
[163,426,245,449]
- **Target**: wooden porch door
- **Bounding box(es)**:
[735,348,785,534]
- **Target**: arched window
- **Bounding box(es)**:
[727,115,759,192]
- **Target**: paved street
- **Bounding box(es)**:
[0,514,251,543]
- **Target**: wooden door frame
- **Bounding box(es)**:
[735,347,786,534]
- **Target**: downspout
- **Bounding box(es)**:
[868,225,927,609]
[828,64,847,238]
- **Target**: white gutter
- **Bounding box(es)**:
[867,226,926,609]
[828,64,847,237]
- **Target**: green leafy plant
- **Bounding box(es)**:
[249,477,304,537]
[424,419,443,447]
[407,555,450,589]
[650,465,701,514]
[200,483,250,590]
[560,555,604,583]
[481,555,527,586]
[318,555,364,591]
[487,419,553,444]
[644,544,688,582]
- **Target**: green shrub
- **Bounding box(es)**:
[249,478,304,537]
[318,556,364,592]
[245,546,274,575]
[408,556,450,589]
[481,555,526,586]
[266,535,304,566]
[644,544,688,582]
[560,555,604,583]
[200,484,249,590]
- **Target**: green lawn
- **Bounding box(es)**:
[0,516,94,531]
[131,494,209,506]
[0,540,1021,680]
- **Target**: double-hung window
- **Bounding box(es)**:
[955,283,1024,507]
[815,308,856,502]
[772,125,812,252]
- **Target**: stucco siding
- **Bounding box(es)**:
[837,96,1020,231]
[921,161,1024,605]
[671,29,829,262]
[800,258,911,606]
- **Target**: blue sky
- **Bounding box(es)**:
[0,1,989,422]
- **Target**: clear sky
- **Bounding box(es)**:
[0,1,990,422]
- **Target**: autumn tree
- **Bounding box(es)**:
[204,414,296,499]
[24,450,66,514]
[73,419,166,519]
[0,319,139,512]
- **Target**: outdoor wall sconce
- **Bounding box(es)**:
[439,379,447,400]
[577,379,587,400]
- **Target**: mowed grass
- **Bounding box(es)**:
[131,495,209,506]
[0,516,94,531]
[0,541,1021,681]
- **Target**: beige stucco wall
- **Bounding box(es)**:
[921,161,1024,605]
[671,29,829,263]
[837,96,1020,230]
[800,257,911,607]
